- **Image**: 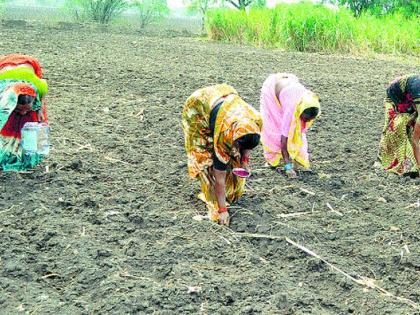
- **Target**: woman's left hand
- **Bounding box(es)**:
[37,110,45,122]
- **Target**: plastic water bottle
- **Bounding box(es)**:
[21,122,39,155]
[37,123,50,155]
[21,122,50,155]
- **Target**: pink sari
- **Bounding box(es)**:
[260,75,312,167]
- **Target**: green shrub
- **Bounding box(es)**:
[63,0,128,24]
[132,0,169,28]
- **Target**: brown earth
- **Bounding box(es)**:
[0,22,419,314]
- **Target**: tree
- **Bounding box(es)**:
[132,0,169,28]
[386,0,419,16]
[226,0,254,10]
[251,0,266,8]
[63,0,128,24]
[187,0,217,31]
[337,0,378,16]
[326,0,419,17]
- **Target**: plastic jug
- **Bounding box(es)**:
[37,123,50,155]
[21,122,50,155]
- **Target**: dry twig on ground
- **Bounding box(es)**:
[231,232,419,310]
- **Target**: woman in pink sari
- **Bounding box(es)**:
[260,73,320,178]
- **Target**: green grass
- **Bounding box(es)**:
[206,3,420,55]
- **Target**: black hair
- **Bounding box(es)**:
[236,133,260,150]
[17,94,35,105]
[301,107,319,120]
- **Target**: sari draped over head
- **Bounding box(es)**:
[379,75,420,175]
[182,84,262,221]
[0,54,49,172]
[261,78,320,168]
[0,54,48,97]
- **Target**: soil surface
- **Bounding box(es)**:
[0,22,419,314]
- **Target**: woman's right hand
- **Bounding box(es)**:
[285,168,298,178]
[218,211,230,226]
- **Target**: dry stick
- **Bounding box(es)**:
[285,237,419,310]
[245,183,255,191]
[104,156,131,165]
[405,199,420,209]
[41,273,60,279]
[17,170,34,174]
[233,232,284,240]
[299,187,316,196]
[278,211,318,218]
[252,168,270,172]
[133,108,145,117]
[317,160,333,164]
[326,202,343,216]
[75,144,93,152]
[233,232,419,310]
[29,306,41,315]
[269,184,294,193]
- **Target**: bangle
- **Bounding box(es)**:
[218,207,228,213]
[284,163,293,171]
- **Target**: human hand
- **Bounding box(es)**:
[286,169,297,178]
[37,109,45,122]
[218,209,230,226]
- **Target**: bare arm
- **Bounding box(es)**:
[412,122,420,171]
[281,135,297,178]
[37,109,44,122]
[213,168,229,225]
[37,98,46,122]
[214,169,227,209]
[280,135,291,164]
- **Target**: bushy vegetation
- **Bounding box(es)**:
[206,3,420,55]
[0,0,6,16]
[63,0,128,24]
[132,0,169,28]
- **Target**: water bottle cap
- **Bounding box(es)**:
[22,122,39,129]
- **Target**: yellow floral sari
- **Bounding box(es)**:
[182,84,262,221]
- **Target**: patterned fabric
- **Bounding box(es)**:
[261,80,320,168]
[0,55,48,172]
[182,84,262,221]
[379,101,418,175]
[386,75,420,120]
[0,54,47,97]
[0,54,44,78]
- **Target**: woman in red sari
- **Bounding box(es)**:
[0,54,49,171]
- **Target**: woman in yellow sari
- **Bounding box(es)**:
[378,75,420,176]
[182,84,262,226]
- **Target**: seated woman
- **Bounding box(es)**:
[378,74,420,176]
[182,84,262,226]
[260,73,320,178]
[0,54,49,172]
